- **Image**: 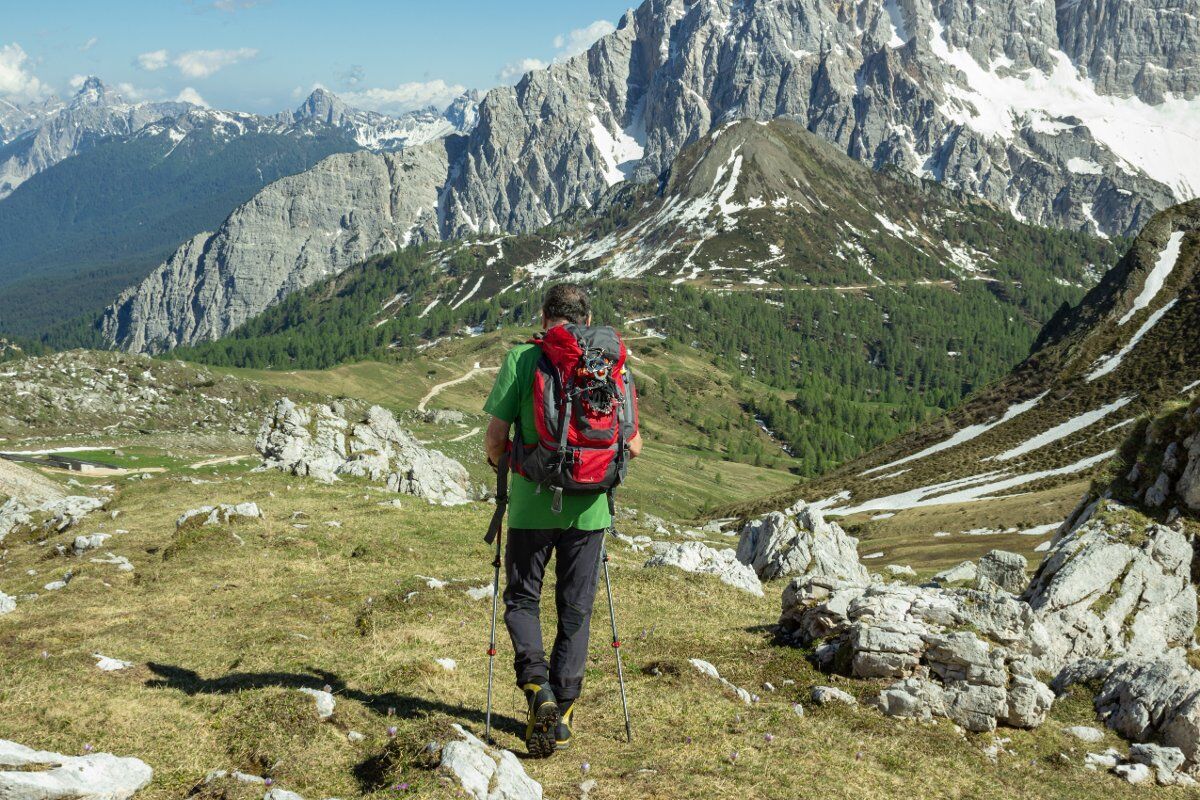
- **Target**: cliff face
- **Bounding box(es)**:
[100,142,455,353]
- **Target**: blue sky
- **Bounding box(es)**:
[0,0,632,114]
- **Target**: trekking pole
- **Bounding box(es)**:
[603,492,633,742]
[483,456,509,744]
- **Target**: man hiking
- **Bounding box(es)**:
[483,283,642,757]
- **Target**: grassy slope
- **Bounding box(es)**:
[213,330,802,520]
[0,460,1180,800]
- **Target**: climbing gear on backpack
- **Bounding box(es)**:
[482,455,509,743]
[508,324,639,510]
[555,699,577,750]
[523,682,560,759]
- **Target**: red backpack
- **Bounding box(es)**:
[510,323,639,513]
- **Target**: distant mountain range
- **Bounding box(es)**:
[93,0,1198,356]
[0,80,478,337]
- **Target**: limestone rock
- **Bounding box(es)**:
[1025,504,1197,672]
[736,504,867,583]
[645,541,763,596]
[438,724,542,800]
[0,592,14,616]
[176,503,262,530]
[296,688,335,720]
[1063,726,1105,743]
[1055,657,1200,770]
[978,550,1028,594]
[933,561,977,585]
[256,399,473,506]
[689,659,753,705]
[811,686,857,707]
[0,738,153,800]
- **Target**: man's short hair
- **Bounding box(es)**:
[542,283,591,326]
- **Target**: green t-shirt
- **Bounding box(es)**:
[483,343,612,531]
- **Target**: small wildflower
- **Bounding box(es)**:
[83,744,93,753]
[580,762,590,775]
[387,706,396,716]
[264,778,274,787]
[764,733,774,743]
[685,736,693,744]
[387,726,398,738]
[323,684,332,693]
[729,751,739,763]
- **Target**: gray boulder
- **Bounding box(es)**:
[736,504,867,583]
[256,399,473,505]
[0,591,14,616]
[978,550,1028,594]
[0,739,153,800]
[438,723,542,800]
[645,541,763,596]
[932,561,977,585]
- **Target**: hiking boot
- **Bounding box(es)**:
[523,682,559,758]
[555,699,576,750]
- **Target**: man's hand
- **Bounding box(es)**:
[485,416,512,471]
[628,431,643,459]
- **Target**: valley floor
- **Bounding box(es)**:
[0,444,1190,799]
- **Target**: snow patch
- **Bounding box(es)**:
[1089,300,1178,381]
[987,397,1134,461]
[1119,232,1186,325]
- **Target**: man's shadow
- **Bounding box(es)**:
[144,662,527,789]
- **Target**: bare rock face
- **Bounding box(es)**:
[0,458,68,509]
[101,142,454,353]
[780,575,1053,732]
[978,550,1029,594]
[645,541,764,596]
[0,738,153,800]
[1024,503,1197,673]
[736,503,868,584]
[1056,658,1200,774]
[255,398,473,505]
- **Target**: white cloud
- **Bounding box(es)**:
[80,36,99,53]
[173,48,258,78]
[496,19,617,85]
[69,74,87,89]
[0,43,47,101]
[341,79,467,115]
[176,87,210,107]
[137,49,170,71]
[138,48,258,79]
[497,57,548,84]
[553,20,617,60]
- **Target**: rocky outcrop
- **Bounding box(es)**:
[736,503,868,584]
[779,575,1053,732]
[255,398,473,505]
[176,503,262,530]
[1056,658,1200,773]
[645,541,763,596]
[1024,503,1197,672]
[101,141,456,353]
[1,495,105,544]
[0,739,153,800]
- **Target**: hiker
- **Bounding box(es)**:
[483,283,642,757]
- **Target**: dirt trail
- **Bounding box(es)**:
[189,455,253,469]
[417,362,498,412]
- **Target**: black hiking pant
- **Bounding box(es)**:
[503,527,605,702]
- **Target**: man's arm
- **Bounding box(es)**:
[485,416,511,468]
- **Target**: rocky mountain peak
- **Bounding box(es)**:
[69,76,115,108]
[294,87,350,125]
